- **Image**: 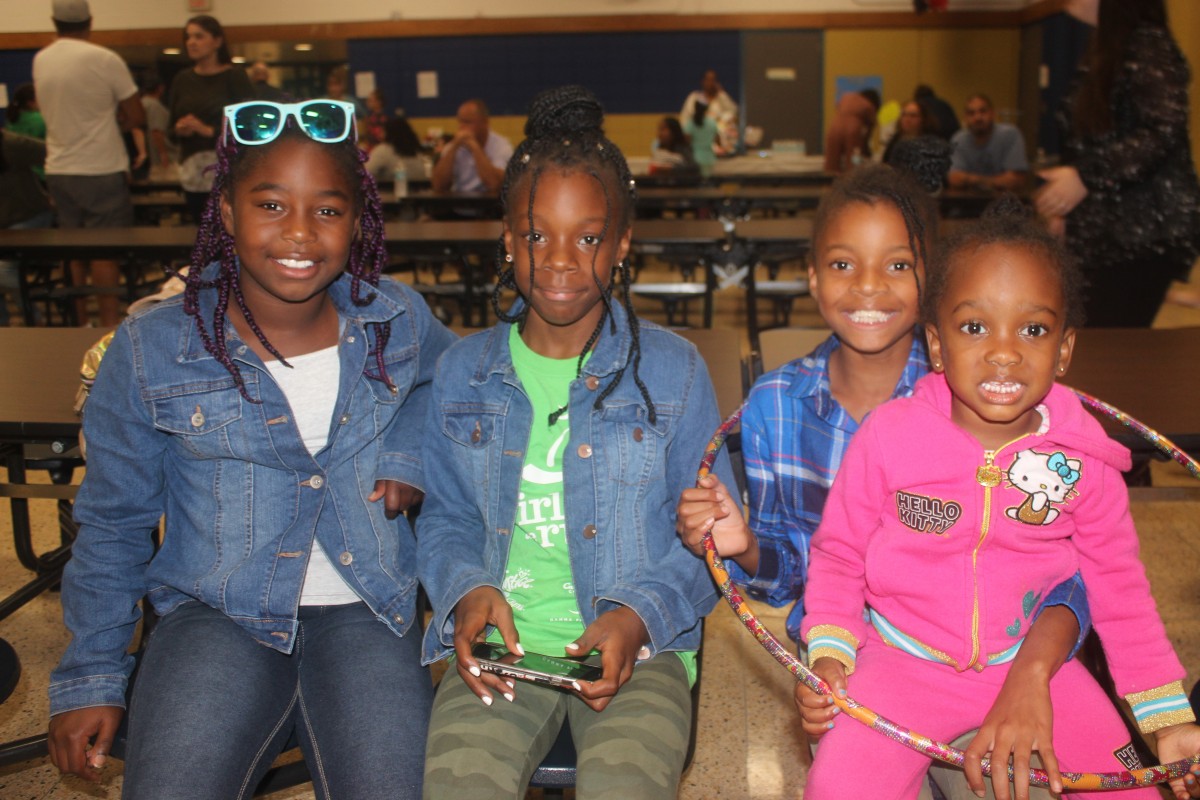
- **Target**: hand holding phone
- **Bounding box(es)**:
[471,643,602,690]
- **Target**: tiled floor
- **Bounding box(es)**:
[1,263,1197,799]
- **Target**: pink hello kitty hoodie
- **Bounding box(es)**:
[801,373,1193,733]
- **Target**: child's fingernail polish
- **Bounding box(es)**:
[564,642,579,651]
[468,665,481,677]
[514,642,525,654]
[503,692,514,702]
[837,689,846,697]
[831,707,839,715]
[481,694,493,706]
[505,680,515,689]
[826,722,834,730]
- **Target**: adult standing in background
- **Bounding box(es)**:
[823,89,880,174]
[1036,0,1200,327]
[681,69,739,155]
[140,76,175,177]
[947,93,1029,191]
[169,15,254,221]
[431,98,512,194]
[34,0,144,327]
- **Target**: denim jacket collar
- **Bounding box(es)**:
[470,300,636,386]
[177,262,408,364]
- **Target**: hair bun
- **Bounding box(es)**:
[981,192,1031,220]
[524,85,605,139]
[889,135,951,193]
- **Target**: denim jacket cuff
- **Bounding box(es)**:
[49,674,129,717]
[377,451,425,493]
[431,575,497,643]
[599,585,699,658]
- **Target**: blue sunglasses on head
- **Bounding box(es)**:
[223,99,358,146]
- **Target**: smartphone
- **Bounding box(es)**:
[471,643,602,689]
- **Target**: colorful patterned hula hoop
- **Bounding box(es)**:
[697,390,1200,790]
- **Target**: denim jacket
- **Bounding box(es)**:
[417,304,734,663]
[50,266,456,715]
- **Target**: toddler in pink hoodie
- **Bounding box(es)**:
[801,202,1200,799]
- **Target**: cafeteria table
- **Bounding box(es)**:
[0,326,109,622]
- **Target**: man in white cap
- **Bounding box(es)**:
[33,0,144,326]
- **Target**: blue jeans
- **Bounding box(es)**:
[123,601,432,800]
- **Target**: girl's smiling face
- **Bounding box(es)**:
[220,135,359,316]
[504,168,632,359]
[808,200,923,361]
[925,243,1076,450]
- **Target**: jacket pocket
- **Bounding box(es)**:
[149,379,248,458]
[442,406,502,449]
[597,400,676,487]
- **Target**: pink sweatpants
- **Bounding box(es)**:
[805,632,1158,800]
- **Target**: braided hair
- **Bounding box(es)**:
[922,195,1086,329]
[183,122,393,401]
[811,163,939,299]
[492,85,655,426]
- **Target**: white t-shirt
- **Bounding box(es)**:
[265,344,361,606]
[33,37,138,176]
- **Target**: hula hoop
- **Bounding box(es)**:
[696,388,1200,790]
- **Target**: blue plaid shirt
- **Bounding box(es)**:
[730,333,1090,649]
[730,334,928,641]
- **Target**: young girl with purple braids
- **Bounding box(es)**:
[47,99,455,799]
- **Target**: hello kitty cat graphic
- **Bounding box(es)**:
[1005,449,1082,525]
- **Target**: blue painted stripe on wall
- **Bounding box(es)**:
[348,31,741,118]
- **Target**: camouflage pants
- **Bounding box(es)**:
[423,654,692,799]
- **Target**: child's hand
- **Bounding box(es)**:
[797,657,848,740]
[963,671,1061,799]
[452,586,521,707]
[794,679,842,739]
[48,706,124,782]
[676,475,755,561]
[368,479,424,519]
[1155,722,1200,800]
[566,606,649,712]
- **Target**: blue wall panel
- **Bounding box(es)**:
[0,51,37,104]
[348,31,740,119]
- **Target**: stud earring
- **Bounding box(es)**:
[505,254,513,263]
[933,361,942,370]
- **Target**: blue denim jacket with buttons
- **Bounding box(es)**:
[49,265,456,715]
[417,304,735,664]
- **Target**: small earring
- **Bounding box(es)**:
[505,254,513,263]
[933,361,942,370]
[1057,365,1065,375]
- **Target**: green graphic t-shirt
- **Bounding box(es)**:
[490,326,587,655]
[492,327,697,686]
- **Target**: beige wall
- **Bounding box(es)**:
[825,27,1023,152]
[1167,0,1199,162]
